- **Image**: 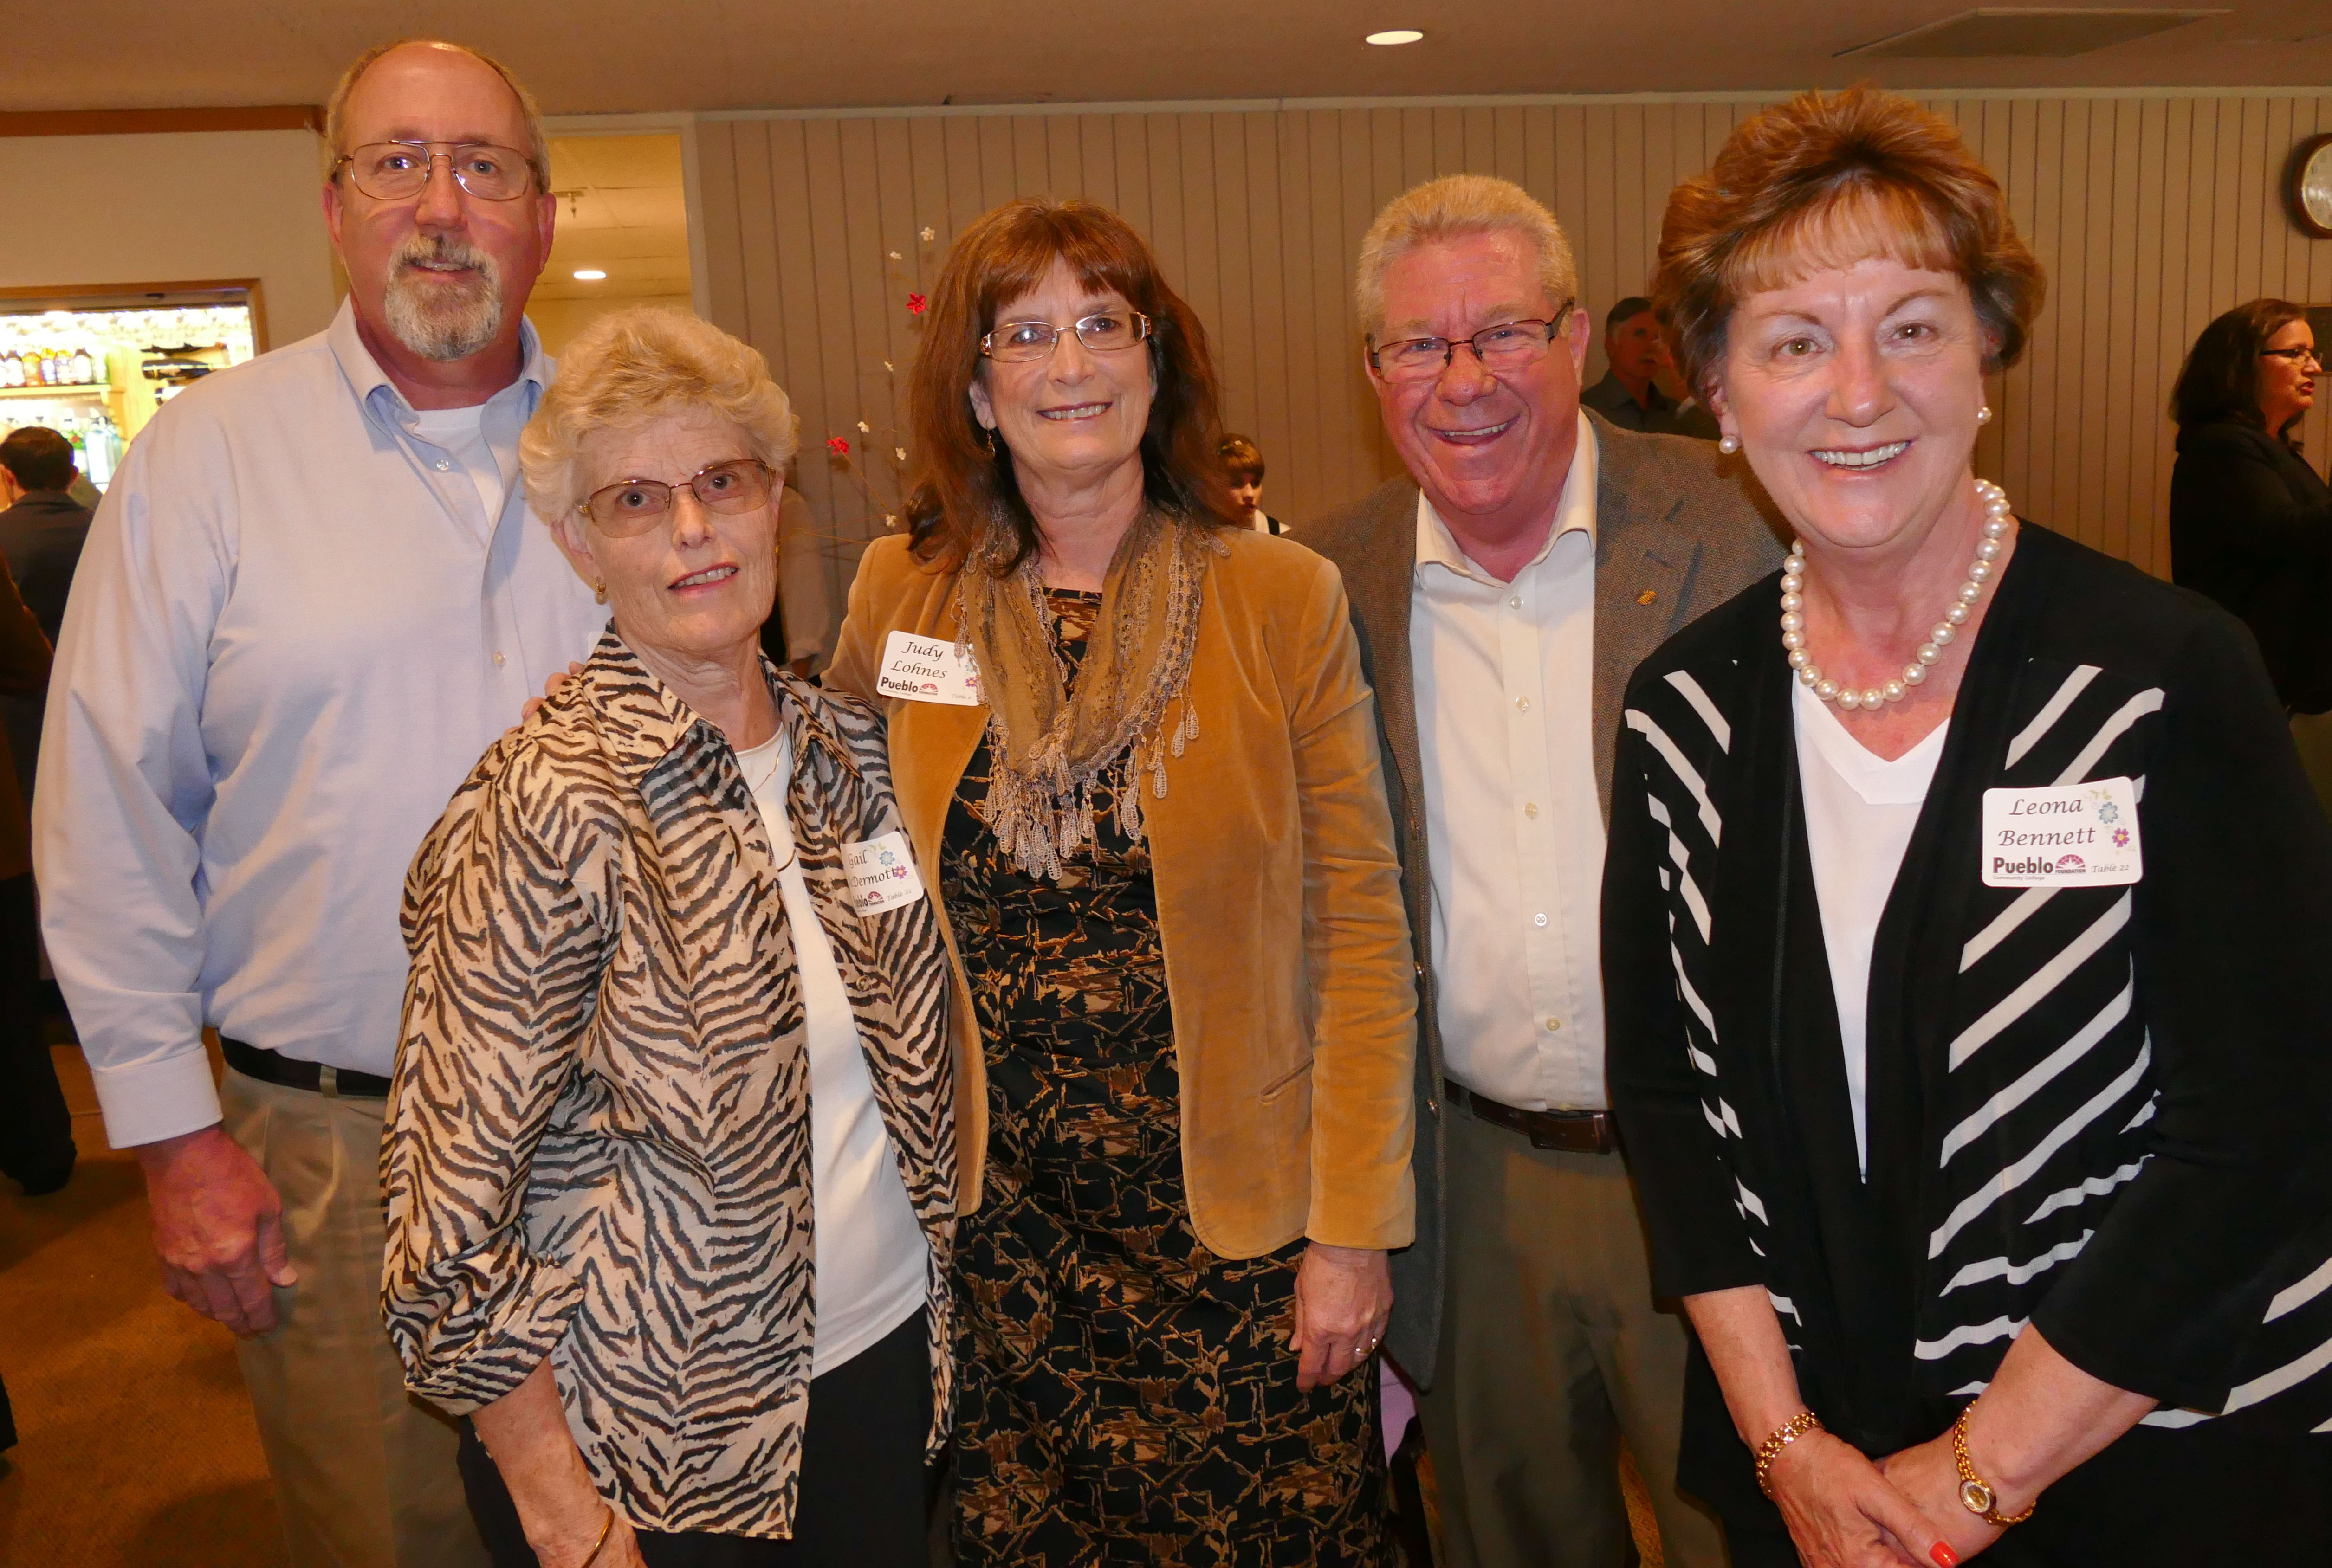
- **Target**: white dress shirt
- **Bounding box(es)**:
[36,301,608,1148]
[1792,682,1950,1174]
[1413,413,1607,1111]
[735,727,928,1374]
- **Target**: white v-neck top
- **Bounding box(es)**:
[1791,682,1949,1175]
[735,727,928,1375]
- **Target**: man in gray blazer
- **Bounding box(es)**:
[1304,174,1781,1568]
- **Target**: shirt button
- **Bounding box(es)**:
[1534,912,1549,927]
[492,651,507,667]
[1516,697,1531,712]
[1545,1017,1562,1032]
[1509,594,1523,609]
[434,459,452,471]
[1524,801,1539,818]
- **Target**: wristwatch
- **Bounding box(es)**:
[1950,1406,2035,1528]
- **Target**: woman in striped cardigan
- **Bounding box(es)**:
[1604,89,2332,1566]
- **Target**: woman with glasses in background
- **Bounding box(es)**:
[825,197,1417,1566]
[384,307,955,1568]
[2169,300,2332,714]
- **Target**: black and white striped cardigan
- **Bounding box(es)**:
[1605,525,2332,1457]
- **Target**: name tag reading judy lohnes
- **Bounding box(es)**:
[843,831,927,916]
[876,630,982,705]
[1980,777,2143,888]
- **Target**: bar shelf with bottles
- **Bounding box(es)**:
[0,300,258,494]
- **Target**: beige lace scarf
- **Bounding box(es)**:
[951,507,1222,879]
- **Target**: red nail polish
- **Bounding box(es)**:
[1931,1545,1960,1568]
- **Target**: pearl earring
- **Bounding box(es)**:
[1976,405,1993,426]
[1718,434,1740,455]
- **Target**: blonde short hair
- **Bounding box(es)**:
[520,307,799,525]
[324,39,550,195]
[1354,174,1580,337]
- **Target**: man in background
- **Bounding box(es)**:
[1579,296,1721,441]
[36,39,604,1568]
[0,426,93,803]
[1305,175,1778,1568]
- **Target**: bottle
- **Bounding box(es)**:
[2,351,19,388]
[72,347,93,384]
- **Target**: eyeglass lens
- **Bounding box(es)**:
[985,313,1148,362]
[583,460,773,533]
[1375,316,1564,382]
[345,142,533,202]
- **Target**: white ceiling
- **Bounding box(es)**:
[534,135,690,306]
[5,2,2331,115]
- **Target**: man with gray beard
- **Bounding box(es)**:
[35,40,605,1568]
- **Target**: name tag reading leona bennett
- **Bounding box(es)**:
[876,629,982,705]
[1981,776,2143,888]
[843,831,927,916]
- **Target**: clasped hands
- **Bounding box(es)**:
[1764,1424,2021,1568]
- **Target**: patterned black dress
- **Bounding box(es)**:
[941,590,1387,1567]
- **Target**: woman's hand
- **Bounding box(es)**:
[472,1360,645,1566]
[519,661,586,725]
[1767,1430,1956,1568]
[1876,1433,2002,1565]
[1289,1242,1391,1391]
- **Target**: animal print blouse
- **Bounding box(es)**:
[382,632,956,1541]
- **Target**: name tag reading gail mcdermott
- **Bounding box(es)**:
[1981,777,2144,888]
[843,831,927,916]
[876,630,982,705]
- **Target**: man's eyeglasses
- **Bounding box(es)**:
[579,459,775,536]
[335,141,538,203]
[980,312,1153,363]
[1368,304,1575,385]
[2260,346,2324,365]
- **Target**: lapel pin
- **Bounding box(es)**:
[1637,589,1658,606]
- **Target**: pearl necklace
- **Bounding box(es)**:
[1780,479,2014,710]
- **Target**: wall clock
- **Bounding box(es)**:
[2292,134,2332,239]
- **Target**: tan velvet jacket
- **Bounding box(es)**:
[828,526,1417,1259]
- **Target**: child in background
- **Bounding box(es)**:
[1219,433,1283,534]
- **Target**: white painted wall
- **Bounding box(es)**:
[0,129,340,348]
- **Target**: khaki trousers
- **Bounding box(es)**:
[220,1068,489,1568]
[1416,1098,1728,1568]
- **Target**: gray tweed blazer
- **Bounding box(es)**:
[1300,412,1785,1386]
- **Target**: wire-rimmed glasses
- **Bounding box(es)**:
[579,458,776,537]
[2260,345,2324,366]
[980,311,1153,362]
[1367,304,1575,384]
[334,141,538,203]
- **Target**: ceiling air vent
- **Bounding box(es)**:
[1838,7,2226,58]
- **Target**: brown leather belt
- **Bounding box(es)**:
[1445,1078,1618,1154]
[222,1037,394,1100]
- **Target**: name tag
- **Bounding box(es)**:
[1981,777,2143,887]
[876,630,982,705]
[842,831,927,916]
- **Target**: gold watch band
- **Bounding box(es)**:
[1754,1409,1824,1499]
[1950,1405,2036,1528]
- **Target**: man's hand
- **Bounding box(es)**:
[136,1124,295,1337]
[1289,1242,1392,1391]
[519,661,585,725]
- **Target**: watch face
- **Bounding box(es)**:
[1960,1478,1997,1516]
[2306,142,2332,233]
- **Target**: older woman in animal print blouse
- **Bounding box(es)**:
[382,307,953,1568]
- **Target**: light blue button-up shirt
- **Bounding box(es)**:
[35,300,609,1147]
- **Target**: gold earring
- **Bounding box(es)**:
[983,424,997,457]
[593,580,608,605]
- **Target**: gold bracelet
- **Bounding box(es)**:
[1950,1405,2035,1528]
[580,1505,617,1566]
[1753,1409,1824,1498]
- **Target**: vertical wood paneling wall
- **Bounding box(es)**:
[691,94,2332,606]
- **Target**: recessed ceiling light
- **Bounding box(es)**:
[572,269,607,281]
[1365,29,1425,46]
